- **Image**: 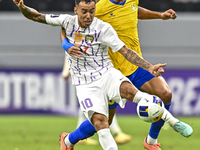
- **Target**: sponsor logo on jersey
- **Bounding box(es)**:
[109,12,115,18]
[74,32,83,43]
[131,4,136,11]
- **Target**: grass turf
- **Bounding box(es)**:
[0,115,198,150]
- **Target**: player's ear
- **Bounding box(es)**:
[74,7,78,15]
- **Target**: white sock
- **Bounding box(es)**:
[110,114,121,136]
[146,135,157,145]
[97,128,118,150]
[133,91,148,103]
[161,108,179,127]
[64,134,74,147]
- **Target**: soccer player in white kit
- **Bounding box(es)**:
[62,58,132,145]
[13,0,193,150]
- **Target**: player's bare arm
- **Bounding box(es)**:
[138,7,177,20]
[60,28,67,43]
[13,0,46,24]
[119,46,166,77]
[60,28,83,58]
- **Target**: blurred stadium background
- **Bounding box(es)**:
[0,0,200,149]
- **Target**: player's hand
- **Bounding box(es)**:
[13,0,24,8]
[149,63,167,77]
[68,43,83,59]
[161,9,177,20]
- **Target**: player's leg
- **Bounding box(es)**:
[77,102,132,145]
[61,108,118,149]
[92,113,118,150]
[61,112,118,150]
[60,102,118,149]
[140,76,172,146]
[160,106,193,137]
[126,67,171,148]
[76,109,98,145]
[127,67,193,149]
[140,76,172,104]
[120,79,193,149]
[108,101,132,144]
[76,101,130,145]
[60,78,118,150]
[60,119,96,148]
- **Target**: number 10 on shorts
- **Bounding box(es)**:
[81,98,93,109]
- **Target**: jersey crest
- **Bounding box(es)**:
[85,35,94,45]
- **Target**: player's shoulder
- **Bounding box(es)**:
[46,13,74,22]
[91,17,112,30]
[61,14,75,21]
[96,0,111,14]
[59,14,76,25]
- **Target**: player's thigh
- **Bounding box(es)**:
[104,68,131,108]
[76,84,109,122]
[119,81,138,100]
[140,76,172,103]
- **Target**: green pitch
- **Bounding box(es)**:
[0,115,198,150]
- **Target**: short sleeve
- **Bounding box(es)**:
[101,24,125,52]
[45,14,70,27]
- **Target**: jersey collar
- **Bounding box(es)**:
[109,0,126,5]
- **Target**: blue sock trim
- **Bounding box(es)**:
[149,102,172,139]
[69,120,96,144]
[62,38,74,52]
[164,102,171,111]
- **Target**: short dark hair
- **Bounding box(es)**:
[75,0,96,6]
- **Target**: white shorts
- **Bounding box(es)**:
[75,67,132,121]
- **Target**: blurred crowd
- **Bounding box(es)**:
[1,0,200,12]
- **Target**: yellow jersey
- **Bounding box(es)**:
[95,0,142,76]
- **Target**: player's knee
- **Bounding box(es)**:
[159,88,172,104]
[120,82,135,100]
[93,119,109,131]
[91,113,109,131]
[125,87,135,100]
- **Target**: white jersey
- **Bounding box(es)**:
[46,14,125,85]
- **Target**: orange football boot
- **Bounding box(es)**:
[143,137,161,150]
[59,132,74,150]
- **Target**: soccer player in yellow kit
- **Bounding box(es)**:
[95,0,177,149]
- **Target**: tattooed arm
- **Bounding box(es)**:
[119,46,167,77]
[13,0,46,24]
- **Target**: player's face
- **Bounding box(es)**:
[74,1,96,28]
